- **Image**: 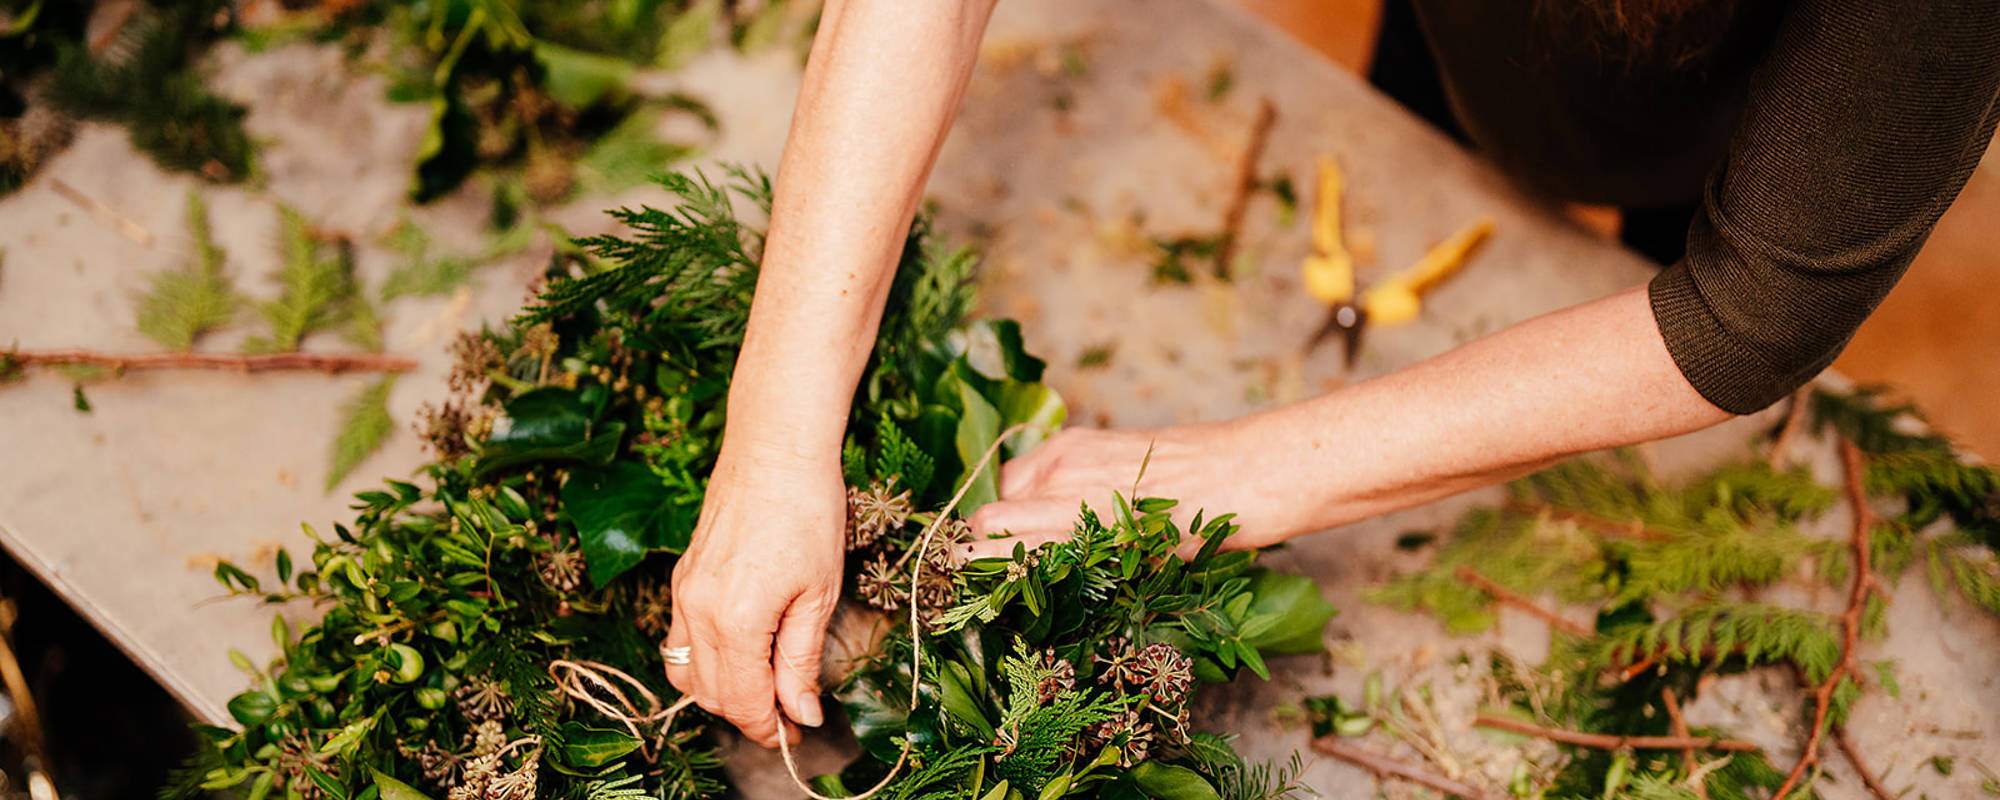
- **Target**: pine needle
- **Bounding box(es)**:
[326,377,395,492]
[134,190,236,350]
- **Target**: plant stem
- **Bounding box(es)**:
[1834,725,1897,800]
[1662,687,1706,798]
[1772,440,1877,799]
[1454,565,1593,636]
[1310,736,1500,800]
[1471,715,1760,752]
[1214,98,1277,277]
[6,349,418,374]
[1768,384,1814,469]
[1500,498,1672,542]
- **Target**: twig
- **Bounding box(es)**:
[1454,565,1593,636]
[1471,715,1760,753]
[1501,498,1672,542]
[89,1,138,54]
[1662,687,1706,798]
[1834,725,1897,800]
[1769,385,1814,469]
[5,349,418,374]
[1772,440,1876,799]
[1310,736,1501,800]
[1213,98,1277,277]
[49,179,154,246]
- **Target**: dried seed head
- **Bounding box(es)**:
[1132,642,1194,706]
[1037,649,1077,702]
[857,555,904,612]
[539,548,585,593]
[632,579,674,638]
[847,480,913,550]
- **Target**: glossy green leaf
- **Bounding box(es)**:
[371,770,437,800]
[564,461,697,586]
[1128,762,1221,800]
[1240,569,1338,654]
[556,722,644,768]
[533,41,636,109]
[227,691,276,726]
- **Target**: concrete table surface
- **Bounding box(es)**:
[0,0,1991,796]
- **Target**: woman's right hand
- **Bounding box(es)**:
[662,443,847,748]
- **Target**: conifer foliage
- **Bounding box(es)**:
[1332,387,2000,799]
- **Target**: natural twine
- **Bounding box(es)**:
[556,423,1038,799]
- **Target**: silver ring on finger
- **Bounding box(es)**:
[662,644,692,666]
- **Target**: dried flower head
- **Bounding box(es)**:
[1095,636,1141,686]
[398,741,460,785]
[539,547,585,593]
[847,480,913,550]
[417,400,476,461]
[274,735,337,800]
[856,555,904,612]
[1088,708,1155,767]
[454,676,512,725]
[1132,642,1194,706]
[1036,648,1076,702]
[632,579,674,638]
[449,332,503,393]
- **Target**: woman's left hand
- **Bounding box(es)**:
[963,420,1314,558]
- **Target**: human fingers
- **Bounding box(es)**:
[695,612,788,748]
[771,591,835,733]
[662,620,694,697]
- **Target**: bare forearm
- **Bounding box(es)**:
[1238,286,1731,541]
[727,0,998,460]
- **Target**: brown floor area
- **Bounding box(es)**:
[1230,0,2000,457]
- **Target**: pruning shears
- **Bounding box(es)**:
[1301,155,1495,366]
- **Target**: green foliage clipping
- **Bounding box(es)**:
[190,168,1338,800]
[1333,387,2000,799]
[48,0,253,182]
[327,378,397,492]
[135,190,238,350]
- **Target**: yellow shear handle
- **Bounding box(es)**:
[1360,214,1495,326]
[1301,155,1355,305]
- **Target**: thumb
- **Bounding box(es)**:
[772,592,834,729]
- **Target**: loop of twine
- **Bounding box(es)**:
[549,657,698,763]
[556,423,1036,799]
[776,422,1037,800]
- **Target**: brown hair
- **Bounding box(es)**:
[1536,0,1745,68]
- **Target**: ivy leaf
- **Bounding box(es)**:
[327,378,396,492]
[474,388,624,474]
[555,722,644,768]
[564,461,696,586]
[371,770,437,800]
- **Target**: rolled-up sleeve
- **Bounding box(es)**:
[1649,0,2000,414]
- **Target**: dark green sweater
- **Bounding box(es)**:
[1410,0,2000,413]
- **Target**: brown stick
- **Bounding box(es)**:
[1768,385,1815,469]
[1772,441,1875,799]
[1661,687,1706,798]
[49,179,154,246]
[1501,498,1672,542]
[1310,736,1500,800]
[5,349,418,374]
[1213,98,1278,277]
[1834,726,1897,800]
[1472,715,1760,753]
[1454,565,1593,636]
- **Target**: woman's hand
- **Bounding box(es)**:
[964,422,1315,558]
[663,445,845,748]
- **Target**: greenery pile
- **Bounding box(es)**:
[1312,387,2000,799]
[178,168,1337,800]
[278,0,811,203]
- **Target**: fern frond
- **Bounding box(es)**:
[246,206,360,353]
[1583,603,1841,683]
[326,377,395,491]
[135,190,236,350]
[380,221,485,302]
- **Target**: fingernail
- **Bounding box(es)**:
[795,692,824,727]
